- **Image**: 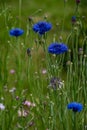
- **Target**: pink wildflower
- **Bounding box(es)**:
[23,100,36,108]
[24,101,31,107]
[10,69,15,74]
[42,69,47,74]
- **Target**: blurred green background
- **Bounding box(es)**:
[0,0,87,46]
[0,0,87,25]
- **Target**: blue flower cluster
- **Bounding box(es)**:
[48,42,68,55]
[32,21,52,35]
[67,102,83,112]
[9,28,24,37]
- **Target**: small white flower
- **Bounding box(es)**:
[18,109,29,117]
[1,97,4,101]
[42,69,47,74]
[9,87,16,93]
[0,103,5,110]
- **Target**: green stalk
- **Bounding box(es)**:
[61,0,67,35]
[73,112,76,130]
[19,0,22,27]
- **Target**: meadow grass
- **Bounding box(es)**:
[0,0,87,130]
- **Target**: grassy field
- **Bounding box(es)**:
[0,0,87,43]
[0,0,87,130]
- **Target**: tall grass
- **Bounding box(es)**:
[0,0,87,130]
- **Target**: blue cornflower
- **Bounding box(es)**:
[32,21,52,35]
[48,42,68,55]
[9,28,24,37]
[67,102,83,112]
[72,16,76,23]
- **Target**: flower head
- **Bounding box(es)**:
[32,21,52,35]
[9,87,16,93]
[67,102,83,112]
[0,103,5,110]
[78,48,83,55]
[10,69,15,74]
[27,48,31,56]
[72,16,76,23]
[23,100,36,108]
[9,28,24,37]
[18,109,29,117]
[48,42,68,55]
[48,77,64,90]
[41,69,47,74]
[76,0,80,4]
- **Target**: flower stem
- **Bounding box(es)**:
[19,0,22,27]
[73,112,76,130]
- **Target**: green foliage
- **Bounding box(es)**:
[0,0,87,130]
